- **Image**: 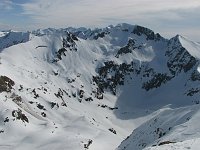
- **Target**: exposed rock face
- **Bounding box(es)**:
[142,73,172,91]
[0,76,15,93]
[132,25,162,41]
[93,61,134,95]
[116,39,141,58]
[12,109,29,123]
[55,32,78,61]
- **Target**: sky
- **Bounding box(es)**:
[0,0,200,41]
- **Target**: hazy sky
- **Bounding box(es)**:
[0,0,200,41]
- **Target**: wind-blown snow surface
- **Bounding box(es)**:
[0,23,200,150]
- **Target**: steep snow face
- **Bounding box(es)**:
[178,36,200,74]
[179,35,200,60]
[0,24,200,150]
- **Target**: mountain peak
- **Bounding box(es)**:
[177,35,200,60]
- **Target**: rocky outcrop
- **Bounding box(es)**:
[116,39,141,58]
[55,32,78,61]
[0,76,15,93]
[93,61,134,95]
[132,25,162,41]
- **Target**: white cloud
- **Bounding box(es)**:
[19,0,200,40]
[0,22,18,31]
[20,0,200,27]
[160,27,200,41]
[0,0,14,10]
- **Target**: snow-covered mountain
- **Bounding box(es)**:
[0,23,200,150]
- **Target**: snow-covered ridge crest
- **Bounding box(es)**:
[178,35,200,60]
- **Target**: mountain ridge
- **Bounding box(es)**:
[0,23,200,150]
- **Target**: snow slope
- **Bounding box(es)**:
[0,23,200,150]
[179,35,200,60]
